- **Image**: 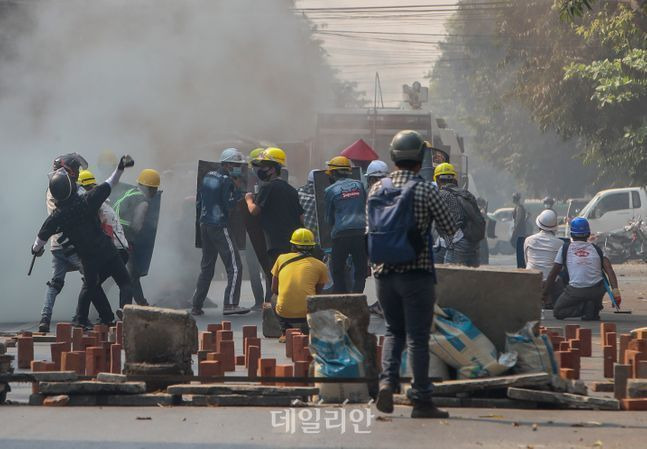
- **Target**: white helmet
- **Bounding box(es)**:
[219,148,245,164]
[366,160,389,178]
[536,209,558,231]
[307,169,316,184]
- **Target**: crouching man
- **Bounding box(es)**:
[544,217,621,321]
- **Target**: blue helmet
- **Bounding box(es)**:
[570,217,590,237]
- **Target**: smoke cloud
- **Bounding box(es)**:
[0,0,345,323]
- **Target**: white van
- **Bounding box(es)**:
[579,187,647,234]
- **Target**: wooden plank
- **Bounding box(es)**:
[430,373,551,396]
[39,381,146,395]
[167,383,318,397]
[507,387,620,410]
[183,394,301,407]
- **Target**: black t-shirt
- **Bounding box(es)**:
[38,183,116,260]
[255,178,303,251]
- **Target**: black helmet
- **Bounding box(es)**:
[512,192,521,202]
[49,168,74,202]
[543,196,555,207]
[52,153,87,182]
[389,130,425,163]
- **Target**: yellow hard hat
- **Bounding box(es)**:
[326,156,352,175]
[77,170,96,187]
[137,169,161,188]
[290,228,316,247]
[98,150,118,167]
[252,147,286,167]
[433,162,457,182]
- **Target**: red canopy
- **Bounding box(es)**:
[340,139,379,162]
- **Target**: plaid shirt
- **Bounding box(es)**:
[368,170,457,277]
[297,182,318,239]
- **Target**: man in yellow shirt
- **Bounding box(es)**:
[269,228,329,341]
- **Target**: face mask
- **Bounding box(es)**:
[230,167,242,177]
[256,167,272,181]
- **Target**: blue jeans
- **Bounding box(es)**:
[376,271,435,403]
[444,238,480,267]
[41,250,81,319]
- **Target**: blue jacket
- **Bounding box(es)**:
[198,169,242,227]
[324,177,366,238]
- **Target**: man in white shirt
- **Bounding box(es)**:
[524,209,564,308]
[544,217,621,321]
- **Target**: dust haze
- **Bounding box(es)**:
[0,0,344,323]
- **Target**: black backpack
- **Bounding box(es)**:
[447,186,486,243]
[560,241,604,285]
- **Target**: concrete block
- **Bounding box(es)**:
[96,372,127,383]
[508,387,619,410]
[247,346,260,379]
[637,361,647,378]
[50,342,70,371]
[39,381,146,395]
[627,379,647,398]
[17,336,34,369]
[71,327,84,352]
[61,351,84,375]
[614,364,631,400]
[183,394,299,407]
[576,328,592,357]
[167,383,318,396]
[55,323,73,343]
[110,344,122,374]
[307,294,377,394]
[122,305,197,376]
[433,265,542,351]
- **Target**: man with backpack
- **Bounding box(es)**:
[543,217,622,321]
[434,163,484,267]
[367,130,457,419]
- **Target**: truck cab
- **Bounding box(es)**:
[579,187,647,234]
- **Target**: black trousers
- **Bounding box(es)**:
[330,234,367,294]
[77,249,133,321]
[126,258,149,306]
[192,224,242,309]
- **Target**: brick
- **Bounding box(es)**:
[575,328,592,357]
[276,364,294,386]
[614,364,631,400]
[236,355,245,366]
[619,334,631,365]
[636,330,647,340]
[219,340,235,372]
[285,329,301,359]
[605,332,617,363]
[600,323,616,347]
[216,330,233,352]
[55,323,73,343]
[43,395,70,407]
[93,324,109,342]
[628,339,647,353]
[30,360,48,372]
[61,351,84,375]
[292,335,309,363]
[17,336,34,369]
[50,342,70,371]
[569,339,581,350]
[197,350,210,364]
[242,325,257,345]
[590,381,614,392]
[603,345,615,378]
[85,346,104,377]
[247,345,260,379]
[81,336,97,351]
[101,341,112,373]
[71,327,84,351]
[207,324,222,351]
[621,399,647,411]
[627,379,647,398]
[221,321,232,331]
[245,337,261,368]
[199,331,215,352]
[559,342,570,351]
[206,352,223,364]
[560,368,576,380]
[294,361,310,386]
[43,362,57,371]
[637,361,647,379]
[110,344,122,374]
[199,360,223,380]
[628,351,647,378]
[258,358,276,385]
[555,351,574,370]
[115,321,123,346]
[564,324,579,340]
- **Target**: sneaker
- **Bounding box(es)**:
[223,306,250,316]
[190,308,204,316]
[375,385,394,414]
[38,316,50,333]
[278,335,287,343]
[411,402,450,419]
[71,317,93,331]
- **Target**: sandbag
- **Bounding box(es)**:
[308,309,368,403]
[429,305,516,379]
[505,321,558,375]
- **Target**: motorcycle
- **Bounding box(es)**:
[597,217,647,264]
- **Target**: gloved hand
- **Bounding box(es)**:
[118,155,135,170]
[613,288,622,306]
[31,245,45,257]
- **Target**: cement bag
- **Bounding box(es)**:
[430,305,516,379]
[400,349,451,381]
[308,310,368,403]
[505,321,558,375]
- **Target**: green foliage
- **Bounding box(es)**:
[560,0,596,21]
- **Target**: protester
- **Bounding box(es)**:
[38,153,88,332]
[544,217,621,320]
[297,170,318,238]
[368,130,457,419]
[435,162,483,267]
[365,160,389,189]
[524,209,564,308]
[245,147,304,270]
[476,197,491,265]
[114,168,161,306]
[511,192,528,249]
[543,196,555,212]
[270,228,328,341]
[324,156,367,293]
[191,148,249,316]
[32,156,135,326]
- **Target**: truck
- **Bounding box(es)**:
[578,186,647,234]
